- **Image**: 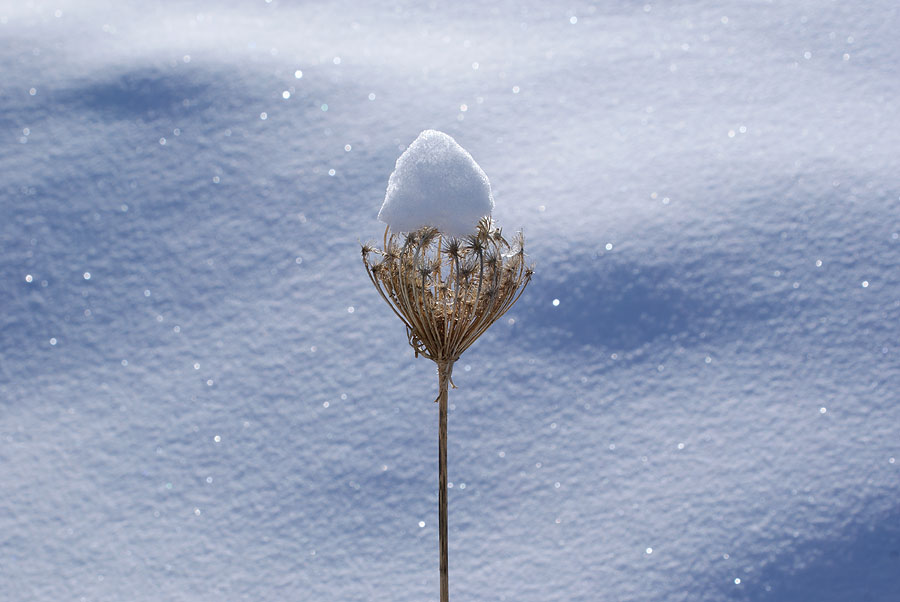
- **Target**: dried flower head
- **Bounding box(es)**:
[362,218,532,364]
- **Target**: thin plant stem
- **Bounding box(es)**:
[438,361,453,602]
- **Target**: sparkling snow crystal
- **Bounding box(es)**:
[378,130,494,237]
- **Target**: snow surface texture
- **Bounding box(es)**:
[2,1,900,601]
[378,129,494,237]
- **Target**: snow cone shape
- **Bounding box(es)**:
[378,129,494,238]
[362,132,532,602]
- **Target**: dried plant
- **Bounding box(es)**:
[362,216,532,602]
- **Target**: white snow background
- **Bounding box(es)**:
[2,1,899,601]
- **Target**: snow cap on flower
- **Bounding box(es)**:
[378,130,494,238]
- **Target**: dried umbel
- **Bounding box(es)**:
[362,216,531,602]
[362,216,532,368]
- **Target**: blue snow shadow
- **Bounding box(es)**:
[514,253,787,351]
[722,506,900,601]
[56,68,211,119]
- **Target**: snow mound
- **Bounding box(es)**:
[378,130,494,237]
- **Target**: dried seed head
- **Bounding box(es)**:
[484,251,500,269]
[363,221,531,363]
[476,216,493,236]
[512,231,525,255]
[458,259,476,280]
[419,226,439,248]
[491,227,508,248]
[465,234,484,255]
[361,242,375,260]
[443,238,462,259]
[503,256,521,276]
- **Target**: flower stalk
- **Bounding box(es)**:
[362,216,532,601]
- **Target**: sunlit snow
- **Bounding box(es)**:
[378,130,494,237]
